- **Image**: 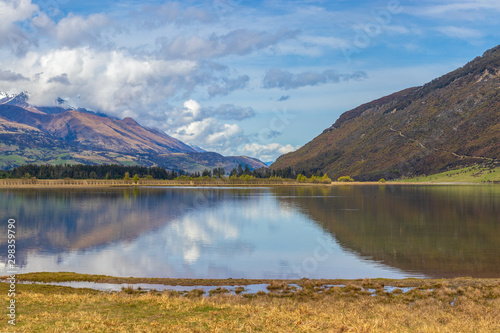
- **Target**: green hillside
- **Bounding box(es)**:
[272,45,500,180]
[398,164,500,183]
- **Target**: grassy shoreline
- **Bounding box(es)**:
[1,273,499,332]
[0,179,496,189]
[7,272,498,287]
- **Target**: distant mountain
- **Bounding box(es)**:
[0,93,266,171]
[272,45,500,180]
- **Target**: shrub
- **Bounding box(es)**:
[321,174,332,184]
[309,175,321,183]
[337,176,354,182]
[296,174,307,182]
[378,178,387,183]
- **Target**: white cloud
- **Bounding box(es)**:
[54,13,110,47]
[0,0,38,30]
[141,99,257,156]
[241,143,299,162]
[161,99,246,152]
[4,47,198,115]
[182,99,202,122]
[0,0,39,55]
[172,116,243,153]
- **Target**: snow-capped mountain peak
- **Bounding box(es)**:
[0,91,16,103]
[54,97,76,110]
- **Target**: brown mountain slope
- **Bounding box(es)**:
[0,97,267,171]
[0,105,196,154]
[272,45,500,180]
[45,111,196,154]
[0,115,41,134]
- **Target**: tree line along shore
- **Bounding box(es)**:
[0,163,342,186]
[1,163,498,187]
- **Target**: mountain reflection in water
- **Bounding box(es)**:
[271,185,500,278]
[0,186,498,278]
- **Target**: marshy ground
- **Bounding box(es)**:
[1,273,499,332]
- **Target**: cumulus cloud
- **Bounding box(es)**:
[263,69,367,90]
[0,0,38,32]
[0,69,29,82]
[54,13,111,47]
[173,117,244,153]
[163,100,255,129]
[182,99,202,120]
[6,47,199,114]
[154,99,258,155]
[277,95,289,102]
[241,143,299,162]
[0,0,39,56]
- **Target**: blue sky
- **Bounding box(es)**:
[1,0,499,161]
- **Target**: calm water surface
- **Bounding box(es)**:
[1,186,499,279]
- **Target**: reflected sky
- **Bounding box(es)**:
[1,186,497,279]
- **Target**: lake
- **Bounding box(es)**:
[1,185,499,279]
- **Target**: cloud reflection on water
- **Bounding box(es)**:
[0,187,453,279]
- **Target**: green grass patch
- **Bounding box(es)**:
[0,154,27,163]
[397,164,500,183]
[116,160,140,166]
[46,153,81,165]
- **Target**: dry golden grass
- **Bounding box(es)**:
[1,278,499,332]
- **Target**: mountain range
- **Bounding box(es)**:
[4,44,500,178]
[272,44,500,180]
[0,93,266,172]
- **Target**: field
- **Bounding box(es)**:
[1,274,499,332]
